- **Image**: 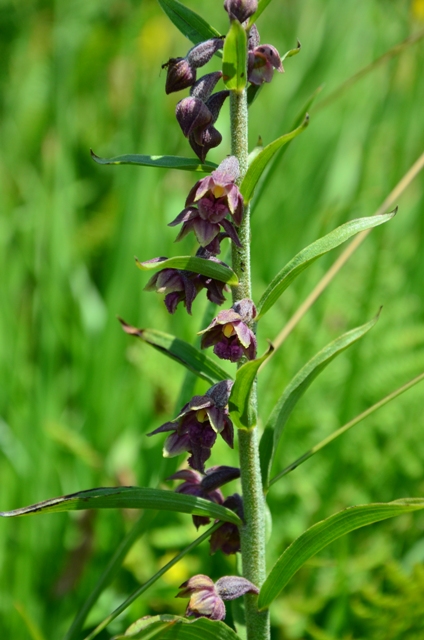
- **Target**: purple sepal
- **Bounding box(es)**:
[224,0,258,23]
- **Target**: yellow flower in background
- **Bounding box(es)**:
[412,0,424,20]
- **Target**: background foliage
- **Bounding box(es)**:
[1,0,423,638]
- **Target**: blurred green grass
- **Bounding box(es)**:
[0,0,424,638]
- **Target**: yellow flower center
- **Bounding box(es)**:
[196,409,208,422]
[222,323,236,338]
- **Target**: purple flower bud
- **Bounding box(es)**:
[177,573,258,620]
[186,38,224,69]
[248,24,260,51]
[189,125,223,163]
[147,381,235,472]
[210,494,243,555]
[190,72,223,101]
[176,97,212,138]
[199,299,257,362]
[215,576,259,600]
[224,0,258,23]
[176,574,226,621]
[163,57,197,94]
[248,44,284,85]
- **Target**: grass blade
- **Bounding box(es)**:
[0,486,242,524]
[258,499,424,610]
[269,371,424,485]
[256,210,396,319]
[260,313,380,488]
[120,319,231,384]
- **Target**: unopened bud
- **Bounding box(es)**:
[176,97,212,137]
[190,71,223,101]
[224,0,258,23]
[187,38,224,68]
[163,57,196,94]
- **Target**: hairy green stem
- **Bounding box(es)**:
[230,88,270,640]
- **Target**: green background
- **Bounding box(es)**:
[1,0,424,638]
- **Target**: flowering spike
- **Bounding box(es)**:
[224,0,258,23]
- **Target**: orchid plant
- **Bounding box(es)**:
[2,2,424,640]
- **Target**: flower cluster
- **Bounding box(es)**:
[176,574,259,621]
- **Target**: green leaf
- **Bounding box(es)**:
[222,20,247,92]
[228,344,274,430]
[0,486,241,524]
[119,319,231,384]
[114,615,242,639]
[91,150,217,173]
[240,116,309,203]
[259,313,380,488]
[281,40,302,63]
[256,210,396,318]
[258,498,424,610]
[136,256,238,286]
[251,86,322,207]
[248,0,274,26]
[157,0,222,51]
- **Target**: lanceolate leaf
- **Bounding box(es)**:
[248,0,274,27]
[259,313,380,488]
[120,319,231,384]
[256,210,396,318]
[222,20,247,92]
[91,150,217,173]
[240,116,309,203]
[229,344,274,429]
[157,0,222,50]
[0,487,241,525]
[258,498,424,610]
[136,256,238,286]
[114,615,242,639]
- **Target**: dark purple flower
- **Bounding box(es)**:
[224,0,258,23]
[168,465,240,528]
[199,298,257,362]
[169,156,243,247]
[176,573,258,621]
[143,258,200,314]
[210,494,243,555]
[163,38,224,94]
[247,26,284,85]
[248,46,284,85]
[176,90,230,162]
[147,380,235,472]
[141,252,230,314]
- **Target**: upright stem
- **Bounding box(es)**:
[230,89,270,640]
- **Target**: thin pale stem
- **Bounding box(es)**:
[230,89,270,640]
